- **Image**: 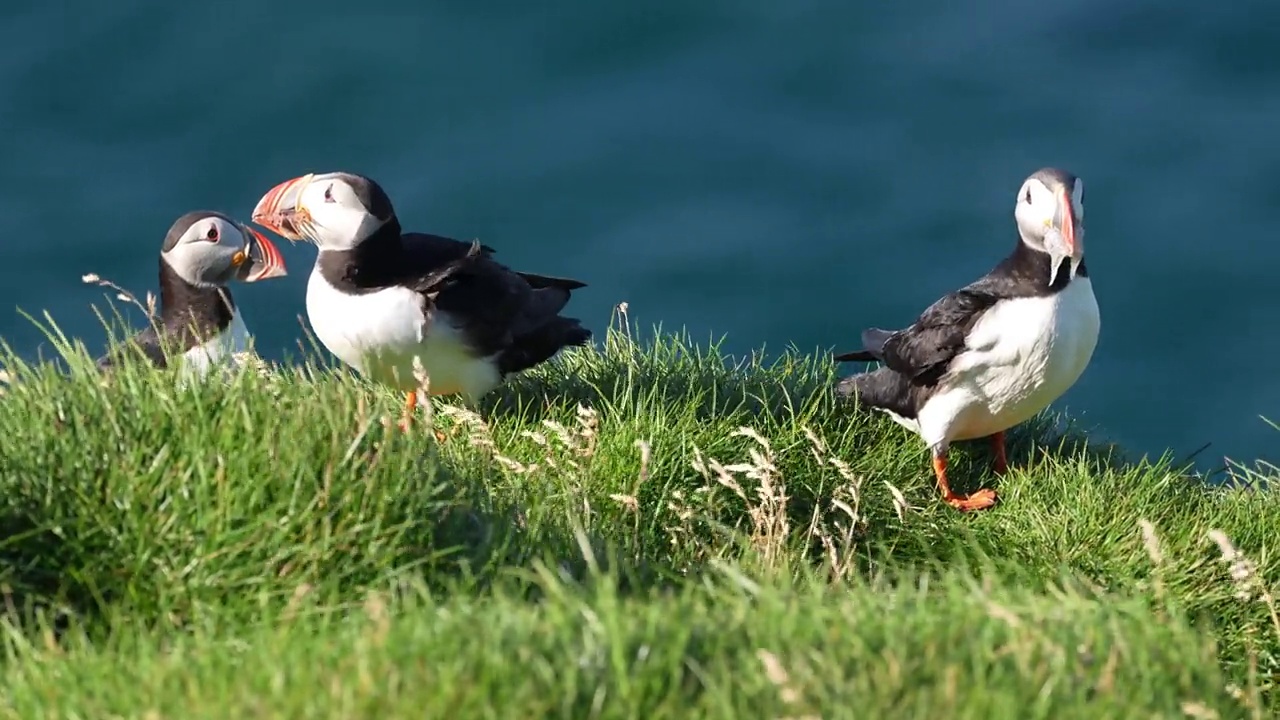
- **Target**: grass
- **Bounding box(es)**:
[0,300,1277,718]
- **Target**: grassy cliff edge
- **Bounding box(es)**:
[0,307,1276,718]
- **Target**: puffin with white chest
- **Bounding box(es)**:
[834,167,1100,512]
[96,210,288,378]
[250,171,592,429]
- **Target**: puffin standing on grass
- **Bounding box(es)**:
[96,211,288,378]
[833,167,1099,512]
[250,171,591,430]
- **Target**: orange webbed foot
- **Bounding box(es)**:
[944,487,999,512]
[933,450,1000,512]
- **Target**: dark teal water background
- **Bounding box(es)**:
[2,1,1278,470]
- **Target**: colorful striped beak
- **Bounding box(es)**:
[237,225,288,282]
[252,174,313,243]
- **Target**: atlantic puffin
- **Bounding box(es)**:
[834,167,1099,512]
[95,211,288,378]
[250,171,591,429]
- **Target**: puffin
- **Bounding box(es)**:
[249,171,591,429]
[95,211,288,379]
[833,167,1099,512]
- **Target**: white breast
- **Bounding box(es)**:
[305,264,503,399]
[915,277,1100,449]
[177,309,251,383]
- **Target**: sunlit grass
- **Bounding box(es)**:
[0,301,1276,718]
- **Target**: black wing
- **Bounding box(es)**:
[396,232,587,293]
[833,282,1004,387]
[396,232,590,360]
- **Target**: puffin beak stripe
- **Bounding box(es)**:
[241,227,288,282]
[1057,189,1076,258]
[251,174,314,243]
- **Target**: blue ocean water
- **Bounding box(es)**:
[1,0,1278,470]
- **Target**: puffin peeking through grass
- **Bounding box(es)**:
[250,171,591,431]
[834,167,1100,512]
[95,210,288,379]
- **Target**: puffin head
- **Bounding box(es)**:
[251,171,396,252]
[161,211,288,287]
[1014,167,1085,286]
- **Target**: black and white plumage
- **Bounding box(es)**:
[95,211,288,379]
[250,171,591,427]
[834,167,1100,511]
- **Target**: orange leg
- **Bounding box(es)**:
[932,450,998,512]
[396,391,417,432]
[991,431,1009,475]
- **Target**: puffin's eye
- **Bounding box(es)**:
[1024,188,1033,204]
[323,185,335,203]
[206,225,219,242]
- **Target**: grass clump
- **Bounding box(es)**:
[0,303,1276,718]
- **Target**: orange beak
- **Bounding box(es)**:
[252,174,313,242]
[238,226,288,282]
[1056,188,1076,258]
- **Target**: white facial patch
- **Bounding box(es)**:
[1013,174,1083,272]
[299,176,385,251]
[1021,178,1057,218]
[163,217,242,286]
[1013,179,1052,251]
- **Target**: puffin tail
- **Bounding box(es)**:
[834,366,917,420]
[833,328,895,363]
[498,316,592,376]
[517,271,588,292]
[494,272,591,375]
[833,349,877,362]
